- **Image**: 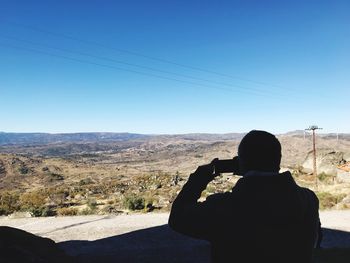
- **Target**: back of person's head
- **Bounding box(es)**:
[238,130,281,173]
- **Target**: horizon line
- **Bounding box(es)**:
[1,130,348,135]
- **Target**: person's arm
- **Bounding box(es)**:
[168,161,222,240]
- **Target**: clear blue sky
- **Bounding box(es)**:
[0,0,349,134]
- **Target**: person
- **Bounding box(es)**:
[168,130,320,263]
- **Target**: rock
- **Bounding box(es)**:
[302,150,345,176]
[74,194,83,200]
[337,169,350,183]
[0,226,75,263]
[343,152,350,162]
[342,196,350,204]
[8,212,32,219]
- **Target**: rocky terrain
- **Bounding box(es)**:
[0,131,349,217]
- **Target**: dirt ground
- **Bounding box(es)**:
[1,211,350,262]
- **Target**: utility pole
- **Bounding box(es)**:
[305,125,322,190]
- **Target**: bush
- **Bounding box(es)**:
[87,198,98,210]
[144,198,155,212]
[40,206,56,217]
[316,192,346,210]
[18,191,56,217]
[29,208,42,217]
[78,208,95,215]
[318,172,335,183]
[123,195,145,210]
[13,204,56,217]
[0,191,20,215]
[18,166,29,174]
[57,207,78,216]
[79,178,94,185]
[20,191,47,210]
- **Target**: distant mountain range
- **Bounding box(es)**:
[0,132,148,145]
[0,131,349,146]
[0,132,247,146]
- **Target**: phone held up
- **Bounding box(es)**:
[214,156,240,175]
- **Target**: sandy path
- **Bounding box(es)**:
[0,213,169,242]
[319,210,350,231]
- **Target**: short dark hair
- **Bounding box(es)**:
[238,130,281,173]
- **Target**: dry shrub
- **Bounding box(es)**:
[0,191,20,215]
[123,195,145,211]
[57,207,78,216]
[19,191,46,210]
[316,192,346,210]
[19,191,51,217]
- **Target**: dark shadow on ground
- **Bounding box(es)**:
[59,226,350,263]
[321,228,350,248]
[313,228,350,263]
[40,216,110,236]
[59,224,210,263]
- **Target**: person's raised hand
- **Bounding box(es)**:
[192,158,219,181]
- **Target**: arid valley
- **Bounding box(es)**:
[1,131,350,216]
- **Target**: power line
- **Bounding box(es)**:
[0,42,274,96]
[0,35,285,97]
[1,19,292,92]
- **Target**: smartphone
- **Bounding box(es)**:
[214,157,239,174]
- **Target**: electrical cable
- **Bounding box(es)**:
[1,20,292,92]
[0,42,279,97]
[0,35,282,96]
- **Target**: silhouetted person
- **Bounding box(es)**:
[169,130,320,263]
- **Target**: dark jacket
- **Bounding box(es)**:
[169,171,320,263]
